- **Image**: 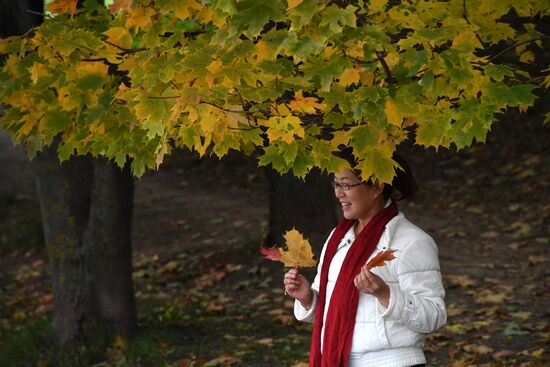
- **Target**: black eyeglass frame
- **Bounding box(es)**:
[331,181,363,191]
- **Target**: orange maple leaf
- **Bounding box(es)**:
[260,228,317,268]
[289,90,327,114]
[367,249,397,269]
[109,0,133,13]
[47,0,77,17]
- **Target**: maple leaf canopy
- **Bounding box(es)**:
[0,0,548,180]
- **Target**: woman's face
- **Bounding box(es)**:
[333,169,383,221]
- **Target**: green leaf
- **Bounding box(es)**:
[484,64,514,82]
[43,109,72,135]
[355,149,396,184]
[350,125,380,151]
[258,144,288,173]
[318,5,356,34]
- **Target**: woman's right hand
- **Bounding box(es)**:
[284,268,313,309]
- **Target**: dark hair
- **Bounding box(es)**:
[334,147,417,202]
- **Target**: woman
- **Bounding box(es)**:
[283,152,446,367]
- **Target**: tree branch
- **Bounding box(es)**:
[375,50,395,83]
[103,40,147,54]
[479,35,549,66]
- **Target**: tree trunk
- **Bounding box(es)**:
[266,168,339,251]
[84,157,136,339]
[31,144,137,345]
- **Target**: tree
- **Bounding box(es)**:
[1,0,548,343]
[0,0,137,345]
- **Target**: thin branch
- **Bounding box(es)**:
[148,95,180,99]
[80,57,119,65]
[479,36,548,66]
[200,100,246,113]
[228,126,258,131]
[27,9,52,18]
[375,50,395,83]
[462,0,471,25]
[103,40,147,54]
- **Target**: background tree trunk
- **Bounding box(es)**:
[266,168,339,251]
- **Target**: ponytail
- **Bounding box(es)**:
[383,153,417,202]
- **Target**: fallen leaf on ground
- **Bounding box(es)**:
[492,350,516,360]
[256,338,274,347]
[444,274,477,288]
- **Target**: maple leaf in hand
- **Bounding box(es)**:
[260,228,317,268]
[367,249,397,270]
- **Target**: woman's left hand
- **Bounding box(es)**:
[354,265,390,308]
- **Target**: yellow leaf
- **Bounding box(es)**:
[29,63,49,84]
[103,27,133,50]
[256,40,274,61]
[172,0,203,20]
[369,0,388,12]
[519,51,535,63]
[452,30,482,52]
[339,68,360,87]
[266,115,304,144]
[126,7,156,31]
[280,229,317,268]
[287,0,304,10]
[384,98,403,126]
[329,131,350,149]
[289,90,327,114]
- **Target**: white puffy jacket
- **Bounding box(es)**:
[294,211,446,367]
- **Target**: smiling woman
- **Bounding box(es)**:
[283,148,446,367]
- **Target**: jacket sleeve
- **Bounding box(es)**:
[293,229,334,323]
[379,234,447,333]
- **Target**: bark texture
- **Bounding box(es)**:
[266,168,339,250]
[31,144,136,345]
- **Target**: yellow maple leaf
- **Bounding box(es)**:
[384,97,403,126]
[265,115,304,144]
[287,0,305,10]
[29,63,49,84]
[339,68,360,87]
[289,90,327,114]
[103,27,133,50]
[172,0,203,20]
[519,51,535,63]
[260,229,317,268]
[126,7,156,31]
[369,0,388,12]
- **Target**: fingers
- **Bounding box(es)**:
[284,269,304,295]
[355,266,378,293]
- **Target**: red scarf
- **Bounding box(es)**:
[309,201,398,367]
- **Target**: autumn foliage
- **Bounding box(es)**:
[0,0,548,180]
[260,229,317,268]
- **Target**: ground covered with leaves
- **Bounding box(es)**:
[0,110,548,366]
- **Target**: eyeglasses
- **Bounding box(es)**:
[331,181,362,191]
